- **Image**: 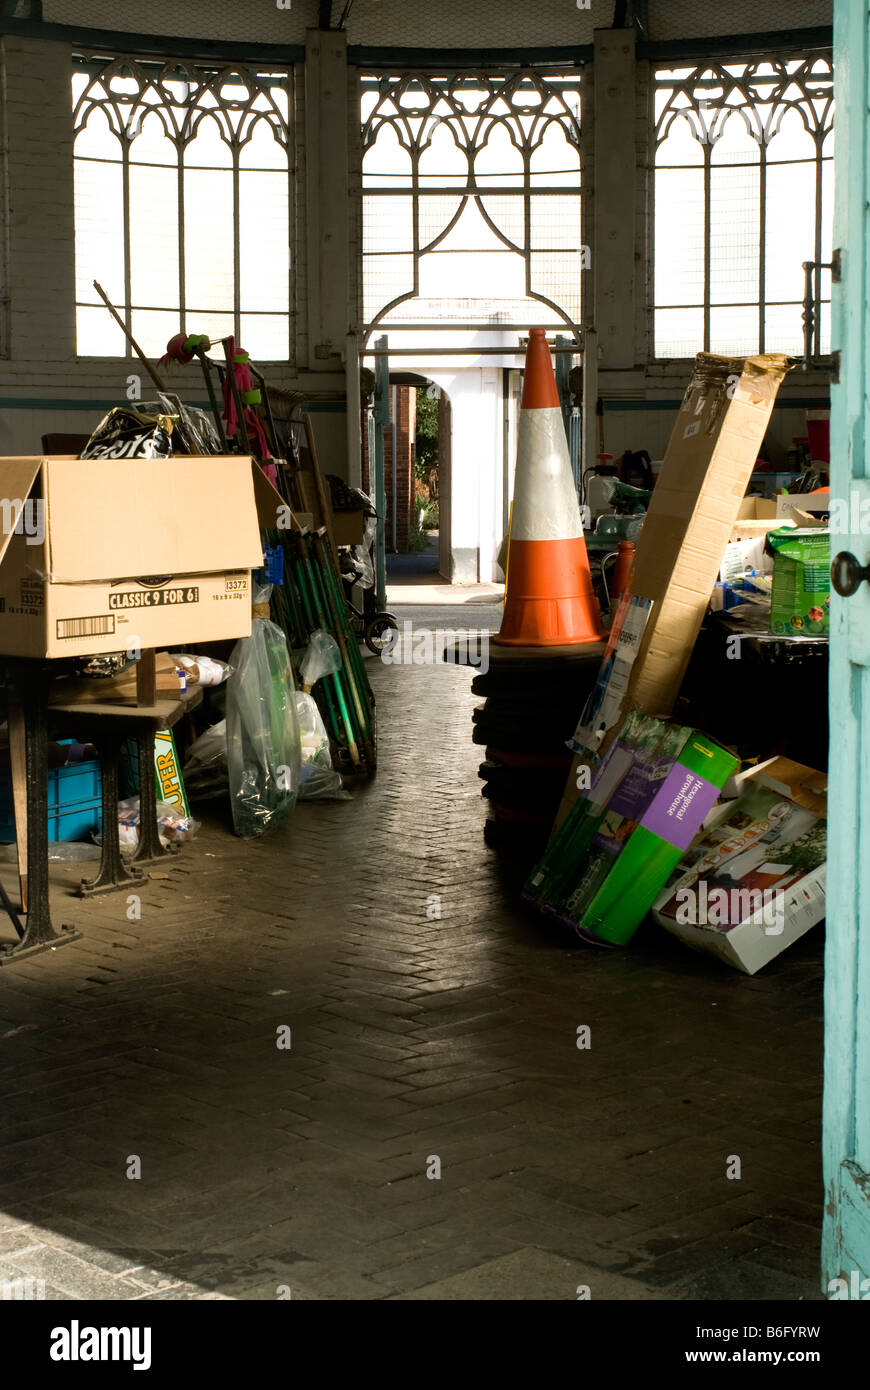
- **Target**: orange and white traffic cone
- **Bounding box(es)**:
[494,329,603,646]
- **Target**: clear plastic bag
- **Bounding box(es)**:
[106,797,200,850]
[226,619,301,836]
[170,654,232,687]
[299,630,342,687]
[0,840,101,862]
[341,514,377,590]
[295,692,347,799]
[183,719,229,800]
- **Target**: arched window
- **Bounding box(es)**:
[361,70,585,346]
[654,57,834,358]
[72,56,293,359]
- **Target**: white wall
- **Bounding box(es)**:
[407,366,504,584]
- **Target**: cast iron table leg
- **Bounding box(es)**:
[79,725,145,896]
[0,662,80,962]
[131,728,175,865]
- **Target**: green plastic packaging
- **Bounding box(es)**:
[523,709,650,910]
[562,718,691,927]
[577,732,738,947]
[768,526,830,635]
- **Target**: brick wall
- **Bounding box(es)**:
[359,386,417,552]
[385,387,416,553]
[384,387,416,553]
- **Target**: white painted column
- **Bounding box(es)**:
[426,367,503,584]
[477,367,503,582]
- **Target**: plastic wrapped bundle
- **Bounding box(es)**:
[299,630,341,687]
[80,407,174,459]
[226,619,301,836]
[183,720,229,800]
[296,692,346,799]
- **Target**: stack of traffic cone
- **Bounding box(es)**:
[475,330,607,856]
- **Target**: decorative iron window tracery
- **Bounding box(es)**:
[653,56,834,359]
[360,69,585,344]
[72,54,294,359]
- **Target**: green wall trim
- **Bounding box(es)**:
[603,396,830,411]
[0,394,826,412]
[0,397,210,410]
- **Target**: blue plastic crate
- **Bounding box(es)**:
[0,742,102,843]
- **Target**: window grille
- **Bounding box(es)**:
[653,56,834,360]
[72,54,293,361]
[360,70,585,344]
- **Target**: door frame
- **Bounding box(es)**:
[822,0,870,1294]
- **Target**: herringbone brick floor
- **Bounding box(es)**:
[0,618,824,1300]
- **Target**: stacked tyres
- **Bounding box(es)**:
[474,643,605,858]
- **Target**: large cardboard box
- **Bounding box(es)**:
[628,353,791,715]
[557,352,791,826]
[652,757,826,974]
[0,456,263,659]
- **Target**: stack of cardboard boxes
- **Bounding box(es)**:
[528,351,829,973]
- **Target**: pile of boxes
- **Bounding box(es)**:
[527,350,831,974]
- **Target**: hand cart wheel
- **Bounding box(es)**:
[365,612,399,655]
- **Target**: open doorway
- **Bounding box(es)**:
[377,373,452,583]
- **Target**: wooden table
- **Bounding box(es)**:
[0,660,80,963]
[48,688,203,896]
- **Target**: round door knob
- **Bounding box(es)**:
[831,551,870,597]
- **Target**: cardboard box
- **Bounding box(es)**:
[572,727,738,948]
[719,499,783,579]
[630,353,791,714]
[154,729,190,815]
[652,757,826,973]
[776,489,830,523]
[731,497,780,541]
[0,456,263,659]
[331,508,367,547]
[557,352,791,826]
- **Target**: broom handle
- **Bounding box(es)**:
[93,281,169,393]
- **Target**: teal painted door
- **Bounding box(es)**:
[823,0,870,1296]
